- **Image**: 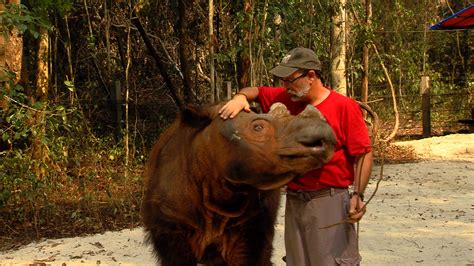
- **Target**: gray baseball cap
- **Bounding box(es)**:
[269,47,322,78]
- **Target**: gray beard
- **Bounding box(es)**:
[287,84,310,102]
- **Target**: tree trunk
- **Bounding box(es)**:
[349,2,398,142]
[0,0,23,111]
[331,0,347,95]
[29,28,50,178]
[236,0,252,88]
[124,9,132,178]
[361,0,371,103]
[36,29,49,103]
[177,0,194,104]
[208,0,216,103]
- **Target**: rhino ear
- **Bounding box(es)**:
[298,104,326,121]
[181,105,214,128]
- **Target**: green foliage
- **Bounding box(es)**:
[345,0,472,130]
[0,77,140,209]
[0,81,31,148]
[0,3,51,38]
[214,0,336,86]
[0,150,45,207]
[1,77,142,244]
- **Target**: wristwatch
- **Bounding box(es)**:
[350,191,364,201]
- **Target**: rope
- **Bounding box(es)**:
[319,102,385,229]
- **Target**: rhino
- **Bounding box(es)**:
[142,102,336,266]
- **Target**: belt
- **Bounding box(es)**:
[286,187,347,201]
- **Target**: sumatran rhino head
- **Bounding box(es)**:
[181,102,336,190]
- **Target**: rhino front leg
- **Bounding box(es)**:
[223,208,278,266]
[223,190,280,265]
[146,230,197,266]
[223,228,275,266]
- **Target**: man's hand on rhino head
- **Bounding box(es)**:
[219,95,251,120]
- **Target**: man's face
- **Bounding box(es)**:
[280,70,310,102]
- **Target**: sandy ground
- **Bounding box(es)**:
[1,134,473,266]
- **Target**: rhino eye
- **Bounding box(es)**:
[253,124,264,131]
[250,119,270,133]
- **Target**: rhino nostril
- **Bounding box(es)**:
[300,139,323,148]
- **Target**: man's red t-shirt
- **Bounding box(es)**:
[257,86,372,191]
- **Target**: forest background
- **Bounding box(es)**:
[0,0,472,249]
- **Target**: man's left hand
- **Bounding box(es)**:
[348,195,366,223]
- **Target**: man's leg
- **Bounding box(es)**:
[285,194,311,266]
[284,191,361,266]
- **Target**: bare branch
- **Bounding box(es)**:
[131,11,184,109]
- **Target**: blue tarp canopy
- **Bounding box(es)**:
[431,4,474,30]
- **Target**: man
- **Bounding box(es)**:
[218,47,373,266]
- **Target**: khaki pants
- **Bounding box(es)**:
[284,188,361,266]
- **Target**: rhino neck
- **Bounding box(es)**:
[188,124,229,182]
[186,123,261,219]
[202,179,254,217]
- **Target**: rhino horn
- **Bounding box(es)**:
[268,102,290,118]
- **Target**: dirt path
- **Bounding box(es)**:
[1,134,473,265]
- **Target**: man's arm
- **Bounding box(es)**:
[348,150,373,222]
[218,86,259,119]
[354,150,373,195]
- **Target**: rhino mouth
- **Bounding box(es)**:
[278,139,328,159]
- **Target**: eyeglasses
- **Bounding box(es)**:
[280,71,309,85]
